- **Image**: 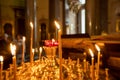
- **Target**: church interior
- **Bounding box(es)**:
[0,0,120,80]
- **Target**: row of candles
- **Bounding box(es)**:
[0,20,62,80]
[89,44,100,80]
[0,43,107,80]
[0,41,106,80]
[0,20,108,80]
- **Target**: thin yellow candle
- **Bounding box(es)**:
[83,59,86,72]
[5,71,8,80]
[83,52,86,72]
[22,36,26,65]
[95,44,100,79]
[30,22,33,64]
[0,56,3,80]
[39,47,42,60]
[105,68,109,80]
[89,49,94,80]
[10,43,17,80]
[32,48,35,64]
[54,20,62,80]
[77,58,80,66]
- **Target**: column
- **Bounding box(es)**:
[86,0,96,35]
[49,0,61,39]
[26,0,38,62]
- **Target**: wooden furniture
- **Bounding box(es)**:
[61,33,91,60]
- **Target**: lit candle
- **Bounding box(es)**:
[89,49,94,80]
[95,44,100,79]
[0,56,3,80]
[83,52,86,72]
[83,59,86,72]
[52,38,55,46]
[54,20,62,80]
[30,22,33,64]
[10,43,17,80]
[39,47,42,60]
[22,36,26,65]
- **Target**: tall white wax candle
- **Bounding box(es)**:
[30,22,33,64]
[10,43,17,80]
[89,49,94,80]
[95,44,100,79]
[55,21,62,80]
[22,36,26,65]
[39,47,42,61]
[0,56,3,80]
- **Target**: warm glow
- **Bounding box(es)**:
[10,43,16,56]
[54,21,60,29]
[39,47,42,53]
[89,21,92,27]
[89,49,94,57]
[52,38,55,43]
[95,44,100,52]
[23,36,26,42]
[30,22,33,29]
[32,49,35,54]
[0,56,3,62]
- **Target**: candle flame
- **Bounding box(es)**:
[10,43,16,56]
[83,52,86,56]
[30,22,33,29]
[39,47,42,53]
[52,38,55,42]
[0,56,3,62]
[23,36,26,41]
[89,49,94,57]
[54,21,60,29]
[89,21,92,27]
[95,44,100,52]
[32,49,35,54]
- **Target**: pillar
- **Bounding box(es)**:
[49,0,62,39]
[26,0,38,61]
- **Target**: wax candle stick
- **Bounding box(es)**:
[95,44,100,79]
[89,49,94,80]
[32,49,35,64]
[39,47,42,61]
[83,59,86,72]
[30,22,33,64]
[5,71,8,80]
[0,56,3,80]
[77,58,80,66]
[9,64,12,75]
[83,52,86,72]
[22,36,26,65]
[105,68,109,80]
[55,20,63,80]
[10,43,17,80]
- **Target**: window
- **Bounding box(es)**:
[81,9,85,33]
[65,0,86,34]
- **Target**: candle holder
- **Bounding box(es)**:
[43,46,57,59]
